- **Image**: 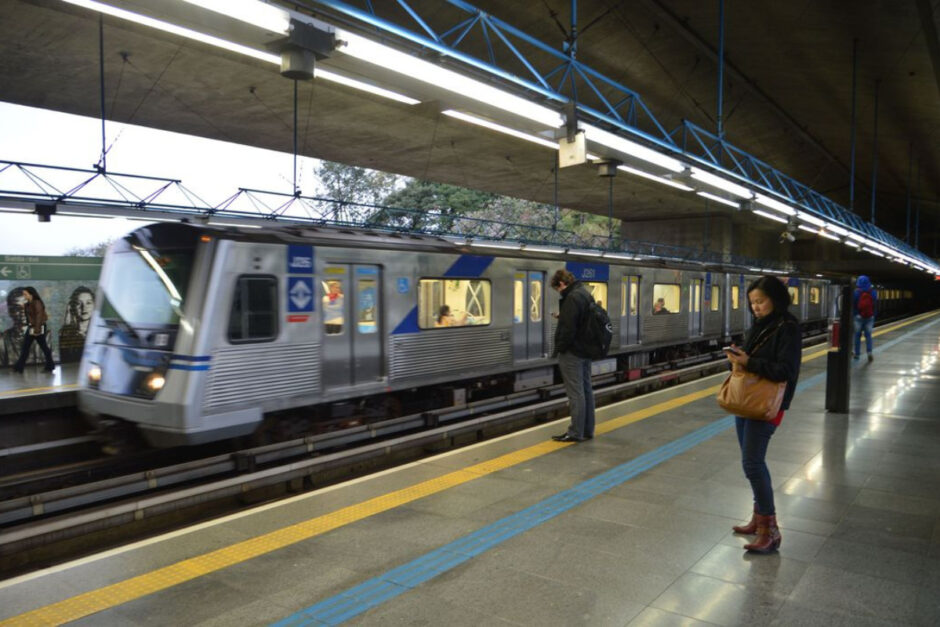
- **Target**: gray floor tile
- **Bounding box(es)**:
[786,564,921,623]
[650,572,787,625]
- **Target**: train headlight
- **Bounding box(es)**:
[144,373,166,393]
[87,365,102,385]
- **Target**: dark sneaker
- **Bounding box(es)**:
[552,433,585,442]
[867,354,873,363]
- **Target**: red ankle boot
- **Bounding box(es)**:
[743,515,781,553]
[732,504,758,534]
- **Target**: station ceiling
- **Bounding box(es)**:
[1,0,938,280]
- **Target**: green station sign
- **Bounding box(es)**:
[0,255,102,281]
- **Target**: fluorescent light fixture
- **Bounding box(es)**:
[58,210,116,219]
[182,0,290,34]
[581,123,685,173]
[797,224,819,234]
[62,0,281,64]
[816,274,824,277]
[753,193,797,215]
[696,191,740,208]
[690,168,752,198]
[796,211,826,227]
[747,267,762,272]
[863,248,885,257]
[125,215,182,223]
[443,111,558,149]
[568,248,604,257]
[604,252,636,261]
[469,240,521,250]
[521,244,565,254]
[210,221,263,229]
[844,240,860,248]
[0,206,34,213]
[318,70,419,105]
[752,209,789,224]
[819,230,840,241]
[847,232,866,243]
[338,29,563,128]
[617,165,693,191]
[823,223,848,236]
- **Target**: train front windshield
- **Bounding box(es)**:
[99,246,193,329]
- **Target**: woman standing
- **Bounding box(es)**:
[724,276,801,553]
[12,286,56,373]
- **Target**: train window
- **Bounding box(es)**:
[809,287,821,304]
[629,276,639,315]
[322,280,345,335]
[585,282,607,310]
[652,284,680,315]
[710,286,720,311]
[513,279,524,323]
[731,285,740,310]
[621,276,640,316]
[690,281,702,313]
[529,279,542,322]
[418,278,492,328]
[357,278,377,334]
[788,286,800,305]
[227,276,277,343]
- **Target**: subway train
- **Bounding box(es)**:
[77,222,838,448]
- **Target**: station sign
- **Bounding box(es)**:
[0,255,102,281]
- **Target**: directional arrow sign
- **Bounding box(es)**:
[288,277,314,312]
[0,266,10,278]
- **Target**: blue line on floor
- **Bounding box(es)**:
[271,317,939,626]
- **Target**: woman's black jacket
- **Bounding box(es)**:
[741,312,802,410]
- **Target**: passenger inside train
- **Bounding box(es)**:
[323,280,344,334]
[653,297,670,315]
[435,305,467,327]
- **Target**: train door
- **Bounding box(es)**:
[621,275,640,345]
[513,270,545,360]
[689,278,703,335]
[322,264,382,388]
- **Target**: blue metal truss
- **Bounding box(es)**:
[0,159,790,271]
[305,0,935,268]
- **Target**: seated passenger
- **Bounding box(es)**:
[653,298,670,315]
[435,305,467,327]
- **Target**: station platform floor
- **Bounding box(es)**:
[0,363,79,414]
[1,313,938,626]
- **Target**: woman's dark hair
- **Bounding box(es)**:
[23,286,45,307]
[437,305,451,324]
[746,276,790,316]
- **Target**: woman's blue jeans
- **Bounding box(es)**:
[735,417,777,516]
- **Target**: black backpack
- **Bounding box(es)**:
[580,301,613,359]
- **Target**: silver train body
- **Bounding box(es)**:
[78,223,832,447]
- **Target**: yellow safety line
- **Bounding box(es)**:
[3,311,937,626]
[0,383,77,398]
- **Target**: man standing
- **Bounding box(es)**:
[853,275,877,362]
[550,269,595,442]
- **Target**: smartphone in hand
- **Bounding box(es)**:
[722,346,741,354]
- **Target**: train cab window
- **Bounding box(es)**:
[322,280,345,335]
[731,285,740,310]
[710,286,720,311]
[529,279,542,322]
[585,282,607,310]
[788,286,800,305]
[418,278,492,328]
[809,287,821,304]
[357,278,378,334]
[228,276,278,343]
[652,284,680,315]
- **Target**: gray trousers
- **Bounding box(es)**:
[558,351,595,439]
